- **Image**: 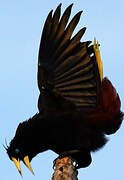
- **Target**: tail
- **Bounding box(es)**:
[88,77,123,135]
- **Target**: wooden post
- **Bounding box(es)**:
[52,157,78,180]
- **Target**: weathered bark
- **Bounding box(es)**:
[52,157,78,180]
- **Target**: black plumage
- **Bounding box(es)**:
[6,4,123,175]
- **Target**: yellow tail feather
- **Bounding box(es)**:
[93,38,103,81]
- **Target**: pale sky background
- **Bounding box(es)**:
[0,0,124,180]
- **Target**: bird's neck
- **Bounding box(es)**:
[26,113,53,152]
[14,113,53,159]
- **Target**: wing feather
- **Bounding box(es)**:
[38,4,101,110]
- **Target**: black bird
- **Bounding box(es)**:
[6,4,123,176]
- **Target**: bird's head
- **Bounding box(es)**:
[5,134,34,176]
[5,116,38,176]
[5,113,49,176]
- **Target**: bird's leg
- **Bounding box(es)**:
[58,150,80,160]
[58,149,92,169]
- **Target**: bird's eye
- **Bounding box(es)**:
[15,148,20,154]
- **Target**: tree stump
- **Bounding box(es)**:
[52,157,78,180]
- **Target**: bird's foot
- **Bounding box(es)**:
[54,150,81,168]
[57,149,92,169]
[59,150,81,158]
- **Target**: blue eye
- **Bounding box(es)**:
[15,148,20,154]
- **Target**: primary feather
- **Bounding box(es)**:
[38,4,101,115]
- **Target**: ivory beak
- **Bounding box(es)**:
[24,155,34,175]
[12,157,22,176]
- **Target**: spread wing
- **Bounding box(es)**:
[37,4,101,111]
